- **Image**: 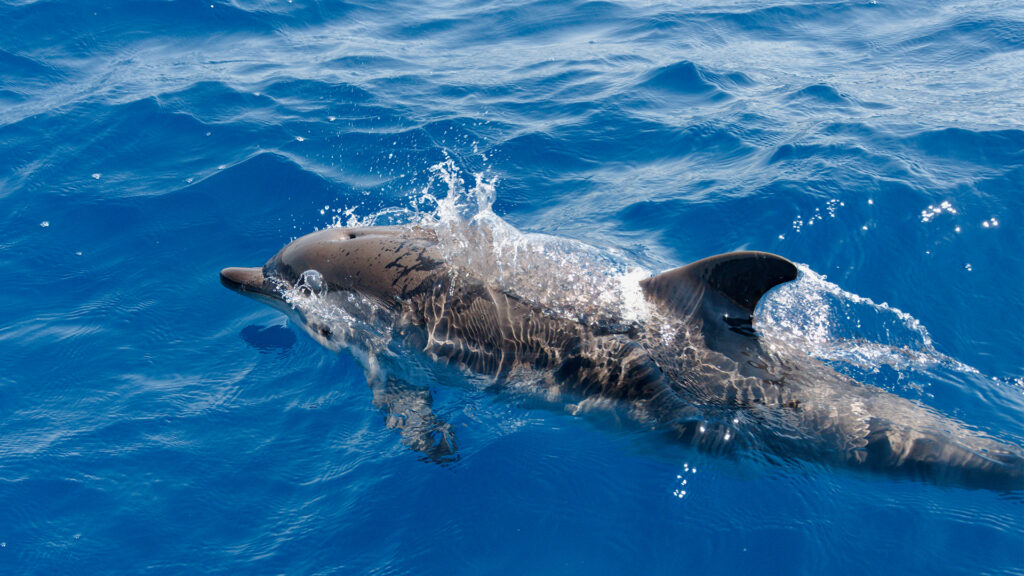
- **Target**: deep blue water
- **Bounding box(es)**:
[2,0,1024,574]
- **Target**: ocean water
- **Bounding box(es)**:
[2,0,1023,574]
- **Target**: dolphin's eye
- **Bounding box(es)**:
[297,269,327,297]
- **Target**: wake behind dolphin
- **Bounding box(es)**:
[220,165,1024,490]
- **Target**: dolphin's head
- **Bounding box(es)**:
[221,225,445,350]
[221,225,445,309]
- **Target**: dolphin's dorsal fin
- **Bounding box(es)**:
[640,251,798,331]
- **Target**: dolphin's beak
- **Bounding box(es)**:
[220,267,271,295]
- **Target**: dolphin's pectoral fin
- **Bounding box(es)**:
[369,375,459,464]
[641,251,798,353]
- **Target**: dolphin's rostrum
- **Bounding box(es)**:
[221,225,1024,489]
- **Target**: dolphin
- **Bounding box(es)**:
[221,225,1024,489]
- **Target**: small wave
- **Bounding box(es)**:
[783,83,893,114]
[701,2,861,38]
[890,16,1024,64]
[640,61,723,96]
[906,127,1024,166]
[768,142,870,164]
[787,84,851,105]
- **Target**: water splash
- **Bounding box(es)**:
[758,265,977,376]
[281,272,394,357]
[332,158,654,326]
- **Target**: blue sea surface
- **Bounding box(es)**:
[2,0,1023,574]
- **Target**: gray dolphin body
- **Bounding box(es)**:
[222,226,1024,490]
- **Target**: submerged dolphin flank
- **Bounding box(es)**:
[222,225,1024,490]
